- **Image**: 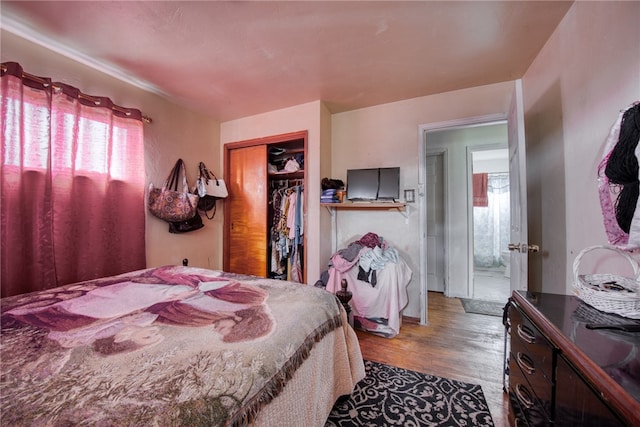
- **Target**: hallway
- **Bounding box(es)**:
[473,267,511,303]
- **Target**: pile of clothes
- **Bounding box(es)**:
[315,232,412,338]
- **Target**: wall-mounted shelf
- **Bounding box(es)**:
[322,201,410,252]
[321,201,406,209]
[321,201,408,218]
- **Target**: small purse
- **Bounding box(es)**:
[195,162,228,219]
[148,159,199,222]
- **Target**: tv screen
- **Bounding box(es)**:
[346,168,379,201]
[346,167,400,202]
[378,167,400,200]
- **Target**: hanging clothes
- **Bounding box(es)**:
[268,181,304,282]
[599,102,640,249]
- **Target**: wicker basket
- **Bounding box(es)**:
[573,245,640,319]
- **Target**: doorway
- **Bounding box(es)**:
[419,114,509,324]
[471,148,511,302]
[418,81,529,325]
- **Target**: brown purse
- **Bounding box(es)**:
[148,159,199,222]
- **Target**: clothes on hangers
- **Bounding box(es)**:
[269,181,304,282]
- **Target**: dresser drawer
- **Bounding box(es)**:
[509,335,553,402]
[509,305,554,382]
[509,356,552,427]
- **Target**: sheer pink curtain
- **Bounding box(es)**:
[1,62,146,297]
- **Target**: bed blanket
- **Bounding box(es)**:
[0,266,362,426]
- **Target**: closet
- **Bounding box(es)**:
[223,131,307,282]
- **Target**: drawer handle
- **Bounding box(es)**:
[516,352,536,375]
[517,324,536,344]
[515,383,534,409]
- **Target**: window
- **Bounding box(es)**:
[1,62,146,297]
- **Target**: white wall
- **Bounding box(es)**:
[473,150,509,174]
[522,1,640,294]
[220,101,331,283]
[331,1,638,306]
[1,30,223,270]
[331,82,513,317]
[7,0,638,308]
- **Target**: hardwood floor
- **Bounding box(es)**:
[355,291,510,427]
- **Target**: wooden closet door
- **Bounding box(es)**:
[227,145,268,276]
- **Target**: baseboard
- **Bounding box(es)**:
[402,315,421,325]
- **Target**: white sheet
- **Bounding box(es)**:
[326,251,412,337]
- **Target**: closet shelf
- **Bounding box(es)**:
[269,170,304,179]
[272,147,304,155]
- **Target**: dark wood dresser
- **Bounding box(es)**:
[505,291,640,427]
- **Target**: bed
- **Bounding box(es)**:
[316,233,412,338]
[0,265,365,426]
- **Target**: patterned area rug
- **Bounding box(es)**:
[325,360,494,426]
[460,298,506,317]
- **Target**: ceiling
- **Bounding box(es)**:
[1,1,573,122]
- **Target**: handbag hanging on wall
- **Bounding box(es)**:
[148,158,199,222]
[168,211,204,234]
[195,161,228,219]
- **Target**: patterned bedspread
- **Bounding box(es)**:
[0,266,358,426]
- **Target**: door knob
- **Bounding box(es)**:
[527,244,540,253]
[508,243,540,253]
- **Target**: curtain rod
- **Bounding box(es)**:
[1,64,153,124]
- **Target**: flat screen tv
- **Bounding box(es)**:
[377,167,400,200]
[346,167,400,202]
[346,168,379,201]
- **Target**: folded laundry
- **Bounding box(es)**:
[321,197,340,203]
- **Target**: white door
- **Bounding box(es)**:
[507,79,533,293]
[426,153,445,292]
